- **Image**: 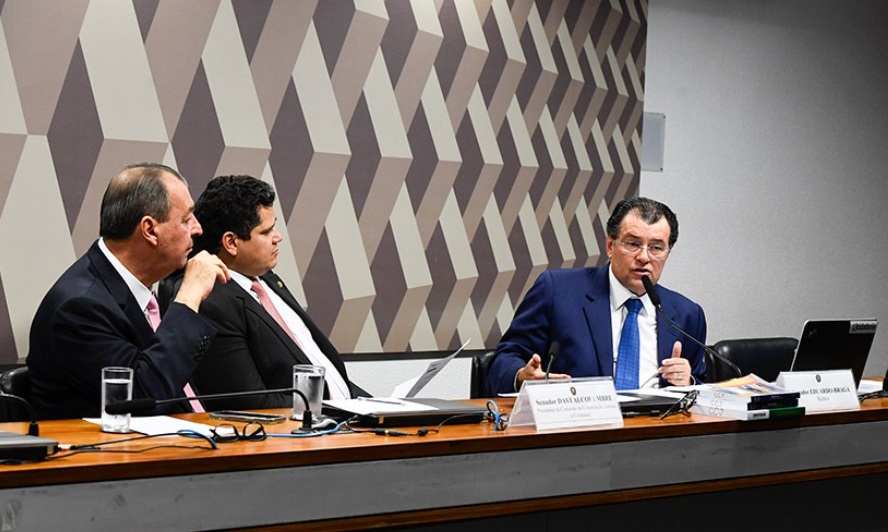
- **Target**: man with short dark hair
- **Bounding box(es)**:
[184,175,361,410]
[27,163,230,419]
[486,197,707,395]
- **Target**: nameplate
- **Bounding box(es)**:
[510,377,624,431]
[776,370,860,412]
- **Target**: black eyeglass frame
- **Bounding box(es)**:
[210,422,267,443]
[659,390,698,420]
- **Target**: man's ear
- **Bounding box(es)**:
[140,216,159,247]
[605,237,614,259]
[221,231,239,256]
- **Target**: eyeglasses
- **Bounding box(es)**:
[659,390,698,420]
[210,422,267,443]
[615,239,671,260]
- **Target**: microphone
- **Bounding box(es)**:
[641,276,742,380]
[106,387,315,430]
[0,392,41,436]
[643,275,662,308]
[544,341,561,382]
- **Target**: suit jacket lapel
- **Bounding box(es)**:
[87,242,155,346]
[261,272,300,310]
[583,266,614,377]
[231,281,312,365]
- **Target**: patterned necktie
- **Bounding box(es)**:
[614,298,643,390]
[146,295,204,413]
[251,278,301,348]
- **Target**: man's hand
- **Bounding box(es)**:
[658,341,692,386]
[173,251,230,312]
[516,353,570,389]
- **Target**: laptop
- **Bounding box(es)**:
[323,341,488,427]
[322,398,488,428]
[789,319,877,386]
[618,391,684,417]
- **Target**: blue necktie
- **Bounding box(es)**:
[614,298,643,390]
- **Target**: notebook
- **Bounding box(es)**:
[618,391,684,416]
[789,318,877,386]
[322,398,488,428]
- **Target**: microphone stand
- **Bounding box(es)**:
[641,276,743,380]
[0,392,40,436]
[544,341,561,382]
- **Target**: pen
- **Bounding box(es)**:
[357,397,404,405]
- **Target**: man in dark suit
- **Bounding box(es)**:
[184,175,361,410]
[486,197,707,395]
[27,163,230,419]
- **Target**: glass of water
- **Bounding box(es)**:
[101,366,133,433]
[292,364,325,421]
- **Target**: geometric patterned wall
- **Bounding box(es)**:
[0,0,646,362]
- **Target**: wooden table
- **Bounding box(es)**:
[2,396,888,531]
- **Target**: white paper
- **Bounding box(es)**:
[858,380,882,394]
[392,377,420,399]
[617,388,686,402]
[324,398,437,416]
[84,416,216,437]
[393,338,470,398]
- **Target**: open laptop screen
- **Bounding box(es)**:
[789,319,877,386]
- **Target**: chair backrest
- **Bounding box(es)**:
[470,351,497,398]
[707,337,798,382]
[0,366,31,422]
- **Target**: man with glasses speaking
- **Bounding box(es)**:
[486,197,707,395]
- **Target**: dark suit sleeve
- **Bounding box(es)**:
[50,297,214,413]
[486,272,554,395]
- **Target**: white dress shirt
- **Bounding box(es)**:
[229,271,351,400]
[98,238,154,326]
[608,266,659,388]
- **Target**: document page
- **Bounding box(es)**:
[392,338,471,398]
[324,398,437,416]
[84,416,216,436]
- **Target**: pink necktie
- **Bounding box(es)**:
[251,279,302,349]
[147,295,204,413]
[146,294,161,330]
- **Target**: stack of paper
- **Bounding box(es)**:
[692,374,804,420]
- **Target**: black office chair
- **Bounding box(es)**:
[470,351,497,398]
[0,365,32,421]
[707,337,798,382]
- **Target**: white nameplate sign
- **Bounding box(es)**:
[776,369,860,412]
[510,377,623,430]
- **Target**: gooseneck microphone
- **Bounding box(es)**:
[544,341,561,382]
[641,276,742,379]
[106,387,315,429]
[0,393,40,436]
